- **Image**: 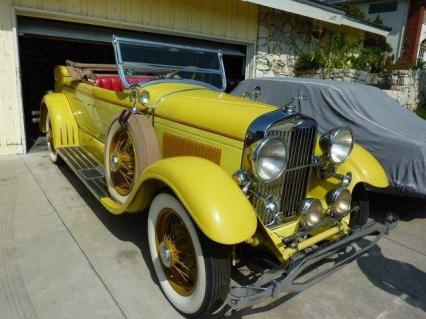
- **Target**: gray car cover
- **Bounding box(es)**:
[232,77,426,197]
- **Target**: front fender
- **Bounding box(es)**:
[102,157,257,245]
[309,143,388,202]
[337,144,389,190]
[40,92,79,147]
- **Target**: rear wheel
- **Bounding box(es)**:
[147,193,230,318]
[350,185,369,226]
[46,113,63,165]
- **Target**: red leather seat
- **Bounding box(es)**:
[95,75,157,91]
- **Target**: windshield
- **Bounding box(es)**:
[113,36,226,90]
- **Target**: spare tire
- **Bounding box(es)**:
[105,112,159,203]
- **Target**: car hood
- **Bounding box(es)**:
[144,82,276,142]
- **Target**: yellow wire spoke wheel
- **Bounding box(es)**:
[147,193,231,318]
[156,208,198,296]
[109,127,137,196]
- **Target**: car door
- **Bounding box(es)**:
[91,85,130,142]
[63,83,98,138]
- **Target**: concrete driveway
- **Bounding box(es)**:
[1,141,425,319]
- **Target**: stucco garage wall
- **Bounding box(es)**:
[0,1,24,154]
[0,0,258,154]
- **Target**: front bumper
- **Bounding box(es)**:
[227,216,398,311]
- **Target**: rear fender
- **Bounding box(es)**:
[40,92,79,147]
[101,157,257,245]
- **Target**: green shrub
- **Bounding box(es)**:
[351,36,393,72]
[416,106,426,120]
[373,15,383,25]
[294,31,393,74]
[339,3,366,20]
[294,52,324,73]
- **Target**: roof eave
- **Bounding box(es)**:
[243,0,391,36]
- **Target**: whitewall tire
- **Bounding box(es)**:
[46,113,63,165]
[147,193,230,318]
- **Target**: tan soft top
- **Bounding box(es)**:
[65,60,118,81]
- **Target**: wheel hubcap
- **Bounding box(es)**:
[156,208,197,296]
[159,241,173,268]
[110,153,119,171]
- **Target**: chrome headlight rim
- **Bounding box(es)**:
[299,198,322,228]
[250,136,288,183]
[327,187,352,214]
[320,127,354,164]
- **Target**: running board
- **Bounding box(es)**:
[57,147,108,199]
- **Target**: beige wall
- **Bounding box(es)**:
[0,0,24,154]
[0,0,258,154]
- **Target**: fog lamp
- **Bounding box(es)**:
[299,198,322,227]
[328,187,352,213]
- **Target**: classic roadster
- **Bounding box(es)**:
[40,36,397,318]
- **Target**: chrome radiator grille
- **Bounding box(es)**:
[251,119,317,226]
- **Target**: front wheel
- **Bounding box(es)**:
[147,193,231,318]
[350,185,369,227]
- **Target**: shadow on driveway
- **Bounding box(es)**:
[58,164,159,286]
[56,161,426,318]
[357,241,426,312]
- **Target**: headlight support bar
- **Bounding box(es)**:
[227,216,398,311]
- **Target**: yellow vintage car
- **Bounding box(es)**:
[40,36,397,318]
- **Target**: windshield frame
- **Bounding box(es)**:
[112,35,227,91]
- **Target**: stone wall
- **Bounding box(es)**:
[298,69,421,111]
[256,7,314,77]
[254,6,424,111]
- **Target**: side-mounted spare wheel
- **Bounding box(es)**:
[148,193,231,318]
[105,113,159,203]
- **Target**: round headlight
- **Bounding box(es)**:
[327,188,352,213]
[299,198,322,227]
[320,127,353,164]
[251,137,288,183]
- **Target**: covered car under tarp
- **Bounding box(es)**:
[232,77,426,197]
